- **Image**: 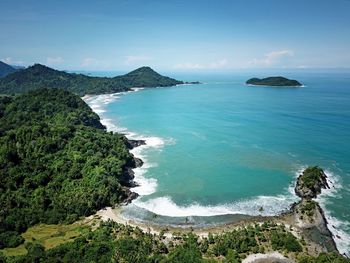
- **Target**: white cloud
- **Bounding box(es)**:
[46,56,64,65]
[174,58,229,70]
[249,50,294,67]
[173,62,204,70]
[2,57,25,66]
[81,58,111,68]
[124,55,151,65]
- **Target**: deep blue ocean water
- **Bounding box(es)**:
[85,71,350,255]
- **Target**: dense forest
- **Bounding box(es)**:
[0,89,137,249]
[0,64,184,96]
[2,220,348,263]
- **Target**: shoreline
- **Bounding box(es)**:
[83,90,346,257]
[96,198,340,256]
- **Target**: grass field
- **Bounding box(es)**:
[0,216,99,257]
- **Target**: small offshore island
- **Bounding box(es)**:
[0,62,348,262]
[246,77,302,87]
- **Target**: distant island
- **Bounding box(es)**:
[246,76,302,87]
[0,63,199,96]
[0,61,18,78]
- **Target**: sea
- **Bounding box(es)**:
[83,70,350,256]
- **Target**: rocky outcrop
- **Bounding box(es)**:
[121,188,139,205]
[133,157,144,168]
[126,139,146,149]
[292,167,337,253]
[118,139,146,202]
[295,166,329,199]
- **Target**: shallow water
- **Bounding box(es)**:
[85,72,350,255]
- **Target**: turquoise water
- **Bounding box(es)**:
[85,72,350,255]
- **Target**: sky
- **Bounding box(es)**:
[1,0,350,72]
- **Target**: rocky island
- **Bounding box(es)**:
[246,76,302,87]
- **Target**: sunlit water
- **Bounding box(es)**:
[85,72,350,255]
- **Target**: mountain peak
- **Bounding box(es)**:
[29,63,56,71]
[126,66,159,76]
[0,61,18,77]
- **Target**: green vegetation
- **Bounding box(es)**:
[299,200,317,217]
[299,166,327,190]
[0,61,18,78]
[0,220,92,257]
[0,64,184,96]
[3,221,305,263]
[270,230,302,252]
[246,76,302,86]
[0,88,135,249]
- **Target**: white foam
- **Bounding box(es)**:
[130,87,145,92]
[323,212,350,257]
[316,170,350,257]
[83,91,172,197]
[85,93,350,255]
[293,166,350,256]
[134,194,298,218]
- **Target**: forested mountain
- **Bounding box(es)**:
[0,64,184,96]
[0,89,137,249]
[0,61,18,78]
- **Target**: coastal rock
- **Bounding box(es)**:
[126,139,146,149]
[246,76,302,87]
[291,166,337,253]
[133,157,144,168]
[120,167,140,188]
[295,166,329,199]
[122,188,139,204]
[292,200,337,252]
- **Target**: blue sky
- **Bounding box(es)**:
[1,0,350,71]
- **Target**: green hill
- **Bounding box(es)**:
[0,88,137,249]
[0,61,18,78]
[0,64,184,96]
[246,76,302,87]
